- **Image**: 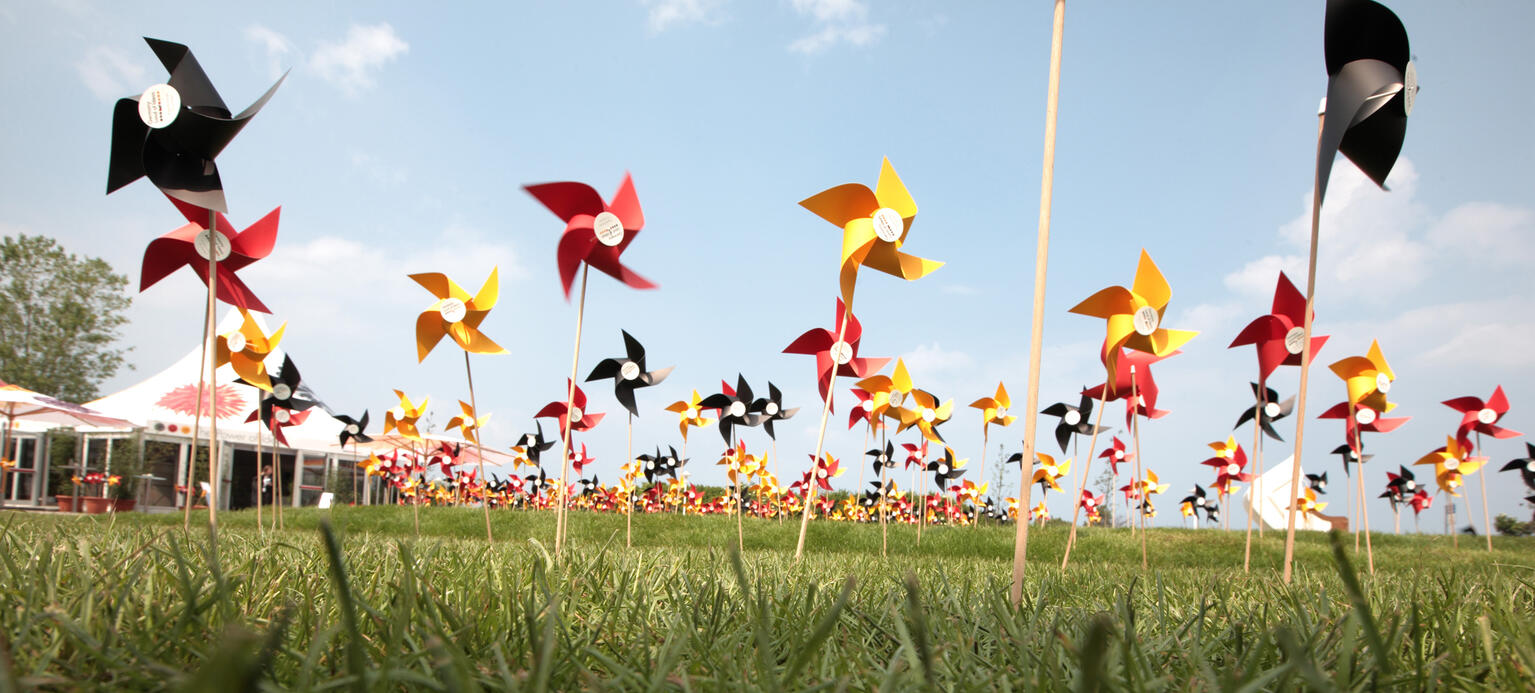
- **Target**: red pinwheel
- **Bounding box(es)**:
[1318,400,1410,444]
[1229,272,1329,385]
[847,387,882,431]
[246,407,310,446]
[523,173,655,298]
[1201,438,1254,496]
[569,443,596,476]
[536,380,605,435]
[783,299,890,405]
[1099,436,1133,475]
[1082,349,1174,428]
[803,453,845,492]
[1443,386,1520,450]
[140,196,279,312]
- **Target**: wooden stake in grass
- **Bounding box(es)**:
[1130,366,1148,571]
[1244,387,1264,572]
[1476,431,1492,552]
[1009,0,1066,609]
[1060,389,1109,569]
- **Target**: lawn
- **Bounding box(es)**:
[3,508,1533,690]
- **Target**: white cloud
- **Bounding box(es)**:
[787,0,886,54]
[900,343,972,381]
[75,45,147,100]
[245,25,296,81]
[311,23,408,96]
[1223,254,1305,298]
[940,284,978,296]
[642,0,725,32]
[1426,201,1535,264]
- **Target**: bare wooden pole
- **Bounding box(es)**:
[184,294,212,531]
[465,352,493,543]
[255,417,264,532]
[1009,0,1065,609]
[1476,431,1492,551]
[1243,387,1264,572]
[1131,367,1147,571]
[625,413,633,547]
[204,209,222,531]
[555,265,590,558]
[1281,113,1327,585]
[794,304,851,560]
[1060,388,1110,568]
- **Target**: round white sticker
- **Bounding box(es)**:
[1284,326,1307,355]
[921,408,936,423]
[272,383,292,401]
[870,207,903,243]
[1042,464,1057,477]
[995,407,1007,420]
[646,460,655,471]
[1133,306,1160,336]
[765,402,779,416]
[936,464,949,475]
[346,424,360,435]
[1444,457,1459,471]
[1063,410,1081,426]
[888,391,905,408]
[274,409,290,424]
[569,406,583,423]
[523,434,536,446]
[1402,61,1417,116]
[390,407,405,419]
[860,400,873,412]
[1264,402,1282,419]
[593,212,625,247]
[620,362,641,381]
[1226,463,1239,476]
[1525,460,1535,473]
[438,298,467,324]
[684,407,698,420]
[728,401,746,418]
[223,331,247,353]
[828,341,854,366]
[1355,407,1377,425]
[137,84,181,129]
[1196,497,1205,506]
[1113,450,1123,460]
[1374,372,1391,394]
[1404,479,1415,490]
[1448,477,1460,489]
[194,229,232,262]
[817,468,828,479]
[1477,408,1497,425]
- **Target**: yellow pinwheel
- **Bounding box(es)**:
[384,389,428,441]
[1031,502,1051,522]
[1329,340,1395,414]
[895,388,953,443]
[663,390,716,441]
[216,308,284,392]
[1032,453,1072,493]
[857,359,915,419]
[1068,250,1198,385]
[799,158,943,307]
[445,400,489,445]
[1138,469,1171,498]
[1413,436,1484,496]
[357,453,385,477]
[1294,487,1328,514]
[969,382,1016,433]
[409,268,507,362]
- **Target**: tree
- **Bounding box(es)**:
[0,234,132,401]
[1494,514,1533,537]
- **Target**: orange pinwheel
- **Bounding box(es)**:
[1069,250,1198,385]
[215,308,284,392]
[1294,487,1328,515]
[856,359,915,420]
[1413,436,1485,496]
[409,268,507,362]
[663,390,716,442]
[799,158,943,307]
[1328,340,1394,414]
[384,389,428,442]
[894,388,953,444]
[970,382,1017,434]
[1032,453,1072,494]
[445,400,489,445]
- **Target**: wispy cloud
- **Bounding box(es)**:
[245,25,297,81]
[311,23,409,96]
[350,151,408,188]
[642,0,726,33]
[75,45,146,100]
[787,0,886,55]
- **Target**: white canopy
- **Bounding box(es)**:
[1241,455,1345,532]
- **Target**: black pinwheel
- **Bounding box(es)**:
[753,382,799,440]
[585,330,673,417]
[524,467,552,495]
[335,411,372,447]
[514,423,557,465]
[107,38,286,213]
[1305,471,1330,494]
[1234,383,1296,442]
[1316,0,1416,204]
[1385,465,1418,497]
[868,441,897,476]
[1041,392,1104,453]
[250,355,319,419]
[576,475,601,497]
[1330,444,1372,477]
[1499,443,1535,490]
[699,375,765,443]
[926,447,966,487]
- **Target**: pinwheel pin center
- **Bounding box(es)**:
[223,330,246,352]
[1477,408,1497,424]
[271,383,292,400]
[871,208,903,242]
[1444,458,1460,471]
[439,298,467,323]
[1133,306,1159,336]
[137,84,181,127]
[728,401,746,417]
[1063,410,1080,426]
[828,341,854,365]
[921,408,936,423]
[765,402,780,416]
[1355,408,1377,425]
[593,212,625,246]
[194,230,231,261]
[345,424,360,435]
[1043,463,1057,476]
[618,362,641,380]
[936,462,949,474]
[1284,327,1307,354]
[274,409,290,424]
[1375,373,1391,393]
[569,406,584,423]
[1264,402,1282,418]
[1226,463,1240,476]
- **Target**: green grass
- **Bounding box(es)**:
[3,508,1533,690]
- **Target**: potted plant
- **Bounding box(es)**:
[111,477,136,512]
[72,472,120,514]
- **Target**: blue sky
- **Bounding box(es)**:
[3,1,1534,530]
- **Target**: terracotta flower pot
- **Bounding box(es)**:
[112,499,137,513]
[55,495,78,512]
[81,497,112,514]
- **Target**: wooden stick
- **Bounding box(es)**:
[794,303,851,560]
[255,416,264,531]
[1281,113,1326,585]
[203,209,223,530]
[465,352,493,543]
[680,437,688,516]
[184,292,212,531]
[973,427,987,530]
[1243,387,1263,571]
[625,413,633,547]
[1009,0,1065,608]
[1131,366,1148,570]
[555,265,590,558]
[1061,388,1110,568]
[879,423,888,555]
[274,428,284,530]
[1476,431,1492,551]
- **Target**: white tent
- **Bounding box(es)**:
[1241,455,1348,532]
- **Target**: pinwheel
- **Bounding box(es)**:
[536,380,605,436]
[245,355,317,530]
[1285,0,1416,583]
[868,441,898,476]
[1079,489,1104,518]
[1100,437,1133,475]
[336,411,372,447]
[1068,250,1198,385]
[1031,453,1071,495]
[1082,350,1174,429]
[1137,470,1170,502]
[856,359,916,421]
[568,443,595,476]
[587,330,673,417]
[1499,443,1535,489]
[926,447,966,488]
[1329,443,1373,477]
[893,388,953,444]
[1234,384,1296,443]
[1294,487,1328,516]
[664,391,716,442]
[141,197,280,312]
[968,381,1016,481]
[1330,341,1396,416]
[1443,385,1521,526]
[848,387,881,431]
[409,269,506,362]
[107,38,286,213]
[1229,272,1330,386]
[1181,485,1214,523]
[753,383,799,441]
[1042,392,1102,454]
[784,299,889,406]
[1414,436,1484,497]
[524,173,656,298]
[1385,465,1418,498]
[513,423,556,466]
[445,401,489,446]
[384,390,429,442]
[806,452,845,492]
[1407,488,1433,527]
[247,406,309,447]
[798,158,942,308]
[1030,502,1051,524]
[215,309,284,393]
[1202,437,1253,498]
[1306,471,1330,494]
[699,376,763,444]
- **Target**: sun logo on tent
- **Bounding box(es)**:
[156,384,247,420]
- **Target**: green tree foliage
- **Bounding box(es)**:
[0,234,131,401]
[1494,513,1534,537]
